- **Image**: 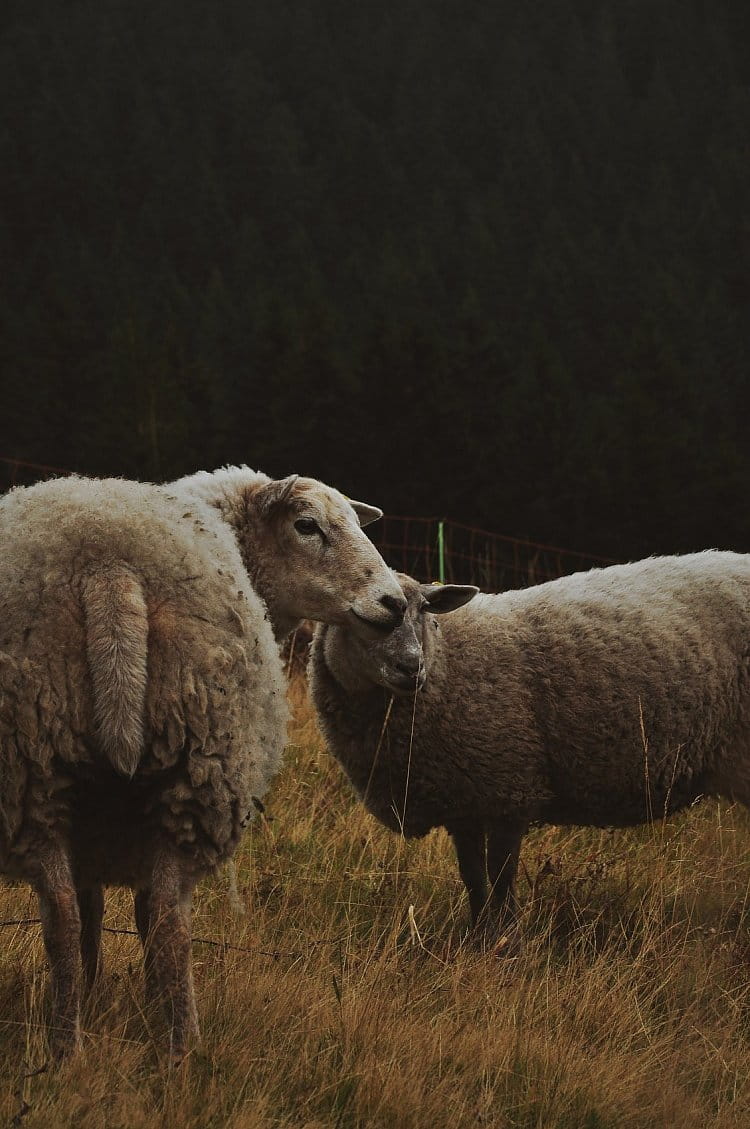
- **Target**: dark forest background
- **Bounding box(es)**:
[1,0,749,559]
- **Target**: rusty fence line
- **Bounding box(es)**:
[0,456,616,591]
[371,514,616,591]
[0,456,72,490]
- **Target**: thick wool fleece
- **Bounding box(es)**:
[311,553,750,840]
[0,475,288,886]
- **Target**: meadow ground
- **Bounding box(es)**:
[2,677,750,1128]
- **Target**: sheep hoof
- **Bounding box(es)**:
[167,1046,192,1069]
[166,1022,201,1068]
[49,1028,82,1063]
[473,918,524,958]
[491,924,524,959]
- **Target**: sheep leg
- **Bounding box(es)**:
[449,822,489,929]
[134,887,159,1005]
[486,825,525,953]
[35,852,82,1059]
[179,885,200,1037]
[226,859,245,915]
[77,884,104,993]
[143,857,199,1060]
[135,884,197,1033]
[487,825,524,925]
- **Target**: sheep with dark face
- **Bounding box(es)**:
[0,466,403,1059]
[311,554,750,940]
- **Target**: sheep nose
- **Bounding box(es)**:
[395,657,421,678]
[379,592,407,625]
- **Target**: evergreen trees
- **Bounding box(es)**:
[1,0,748,557]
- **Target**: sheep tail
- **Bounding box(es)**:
[82,565,149,777]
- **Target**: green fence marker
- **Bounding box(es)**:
[437,520,445,583]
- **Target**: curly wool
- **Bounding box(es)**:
[0,474,288,887]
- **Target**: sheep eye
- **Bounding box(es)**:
[294,517,321,537]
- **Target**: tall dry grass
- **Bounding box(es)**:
[2,677,750,1128]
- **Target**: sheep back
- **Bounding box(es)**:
[312,552,750,836]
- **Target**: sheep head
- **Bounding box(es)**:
[173,467,406,643]
[322,572,478,696]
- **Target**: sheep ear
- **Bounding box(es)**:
[348,500,383,527]
[422,583,479,614]
[254,475,299,516]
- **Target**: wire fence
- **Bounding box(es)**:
[0,456,616,591]
[0,456,72,490]
[371,515,616,590]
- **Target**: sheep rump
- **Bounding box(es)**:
[0,473,288,887]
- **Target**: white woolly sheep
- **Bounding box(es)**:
[0,466,404,1059]
[310,553,750,941]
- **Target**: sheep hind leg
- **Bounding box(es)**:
[134,887,159,1006]
[487,824,525,954]
[178,885,200,1037]
[134,885,198,1035]
[449,822,490,933]
[142,857,199,1061]
[35,850,83,1059]
[77,884,104,995]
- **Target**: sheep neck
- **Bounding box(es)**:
[188,477,295,643]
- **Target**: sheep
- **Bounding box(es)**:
[0,466,405,1059]
[310,552,750,943]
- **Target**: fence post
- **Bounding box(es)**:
[437,520,445,583]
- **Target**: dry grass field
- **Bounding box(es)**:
[2,676,750,1128]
